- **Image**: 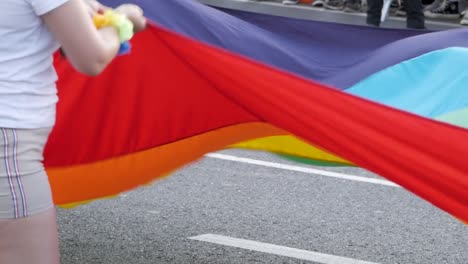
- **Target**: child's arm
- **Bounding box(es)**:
[42,0,121,76]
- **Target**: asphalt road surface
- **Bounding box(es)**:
[57,149,468,264]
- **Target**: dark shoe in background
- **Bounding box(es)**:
[344,1,362,12]
[282,0,300,5]
[324,0,346,10]
[424,0,459,18]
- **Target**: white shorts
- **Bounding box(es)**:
[0,128,53,219]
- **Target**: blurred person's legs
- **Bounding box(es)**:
[459,0,468,10]
[366,0,383,26]
[460,0,468,24]
[367,0,424,28]
[396,0,408,16]
[405,0,426,28]
[0,128,59,264]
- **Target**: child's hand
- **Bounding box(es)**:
[115,4,147,33]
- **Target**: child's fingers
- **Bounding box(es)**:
[115,4,146,32]
[115,4,143,17]
[133,17,147,32]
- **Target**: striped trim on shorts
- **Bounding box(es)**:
[0,128,54,219]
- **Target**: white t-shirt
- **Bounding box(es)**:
[0,0,69,128]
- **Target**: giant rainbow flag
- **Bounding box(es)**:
[47,0,468,222]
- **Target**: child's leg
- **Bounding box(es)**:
[0,208,60,264]
[0,128,59,264]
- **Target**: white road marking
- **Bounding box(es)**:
[190,234,380,264]
[205,153,399,187]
